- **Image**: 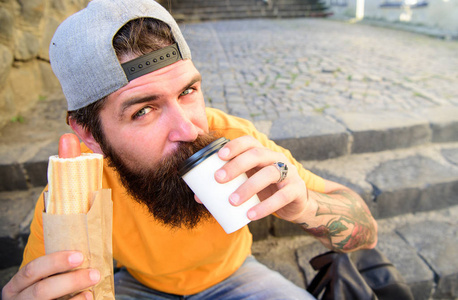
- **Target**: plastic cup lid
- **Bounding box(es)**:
[178,137,229,177]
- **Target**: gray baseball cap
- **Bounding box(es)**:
[49,0,192,111]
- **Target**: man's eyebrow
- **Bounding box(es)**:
[119,95,159,119]
[186,74,202,89]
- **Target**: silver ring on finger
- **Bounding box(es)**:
[273,162,288,183]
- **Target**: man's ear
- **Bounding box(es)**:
[69,118,104,155]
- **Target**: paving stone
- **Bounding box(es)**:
[441,147,458,166]
[417,106,458,143]
[271,217,305,237]
[376,232,434,300]
[248,215,273,241]
[0,188,41,238]
[397,221,458,299]
[23,161,48,188]
[0,235,29,269]
[0,188,41,270]
[306,168,375,208]
[23,139,58,187]
[331,111,432,153]
[252,237,314,289]
[0,164,27,192]
[208,103,226,112]
[270,115,349,161]
[366,155,458,217]
[255,257,305,289]
[296,240,332,286]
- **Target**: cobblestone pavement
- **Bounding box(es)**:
[180,18,458,123]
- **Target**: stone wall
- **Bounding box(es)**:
[0,0,90,130]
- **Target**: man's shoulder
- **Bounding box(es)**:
[206,108,257,139]
[80,142,93,154]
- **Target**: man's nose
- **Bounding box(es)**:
[167,104,200,142]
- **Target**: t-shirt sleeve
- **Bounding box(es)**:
[20,188,47,268]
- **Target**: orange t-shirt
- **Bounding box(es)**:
[21,108,325,295]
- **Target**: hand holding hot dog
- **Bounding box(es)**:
[2,134,102,299]
[2,251,99,300]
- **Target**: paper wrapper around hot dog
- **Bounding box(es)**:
[43,153,115,299]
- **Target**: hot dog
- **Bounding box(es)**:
[46,134,103,214]
[58,133,81,158]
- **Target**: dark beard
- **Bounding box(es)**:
[101,133,220,229]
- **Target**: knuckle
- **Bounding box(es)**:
[277,189,289,204]
[2,282,14,298]
[242,135,255,142]
[32,280,46,298]
[286,160,295,171]
[247,147,262,158]
[22,262,36,280]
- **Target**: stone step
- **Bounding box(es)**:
[306,142,458,219]
[0,188,42,270]
[170,0,263,9]
[174,10,329,23]
[251,204,458,300]
[175,7,328,17]
[246,142,458,241]
[268,106,458,162]
[173,3,325,12]
[0,95,72,193]
[169,0,319,8]
[169,0,331,22]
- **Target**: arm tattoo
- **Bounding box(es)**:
[301,190,376,251]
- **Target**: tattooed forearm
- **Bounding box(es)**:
[299,189,377,252]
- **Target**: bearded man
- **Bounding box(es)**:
[3,1,377,299]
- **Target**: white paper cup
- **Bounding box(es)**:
[179,137,260,234]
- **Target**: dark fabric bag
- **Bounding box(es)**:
[306,248,415,300]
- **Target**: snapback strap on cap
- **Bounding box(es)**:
[121,43,183,81]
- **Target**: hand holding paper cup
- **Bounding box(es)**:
[178,137,260,234]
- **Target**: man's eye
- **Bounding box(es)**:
[133,107,152,119]
[180,88,194,96]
